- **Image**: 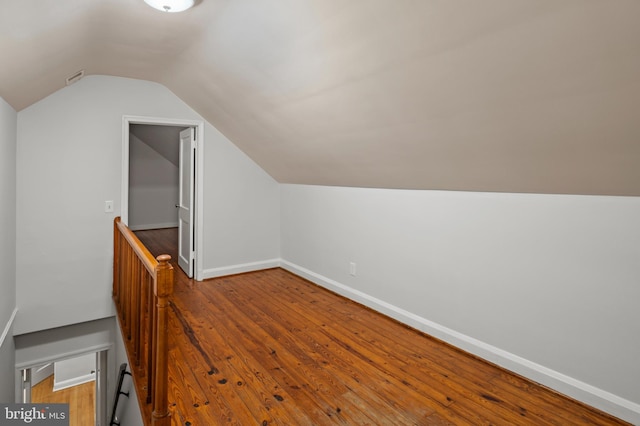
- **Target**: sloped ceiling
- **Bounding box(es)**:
[130,125,187,167]
[2,0,640,195]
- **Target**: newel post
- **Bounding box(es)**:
[152,254,174,426]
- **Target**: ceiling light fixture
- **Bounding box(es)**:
[144,0,194,13]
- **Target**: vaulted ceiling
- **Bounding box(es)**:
[2,0,640,195]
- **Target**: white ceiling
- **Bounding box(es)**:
[2,0,640,195]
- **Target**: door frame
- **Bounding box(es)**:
[121,115,205,281]
[19,349,109,426]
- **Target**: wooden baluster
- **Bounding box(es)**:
[152,254,173,426]
[113,218,120,305]
[132,257,141,365]
[126,245,134,340]
[135,267,146,368]
[147,270,155,404]
[122,243,129,329]
[118,234,124,313]
[121,244,127,326]
[122,236,129,318]
[118,234,126,317]
[120,242,127,326]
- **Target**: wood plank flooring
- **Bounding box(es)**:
[31,375,95,426]
[134,228,630,426]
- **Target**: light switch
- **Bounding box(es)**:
[105,200,114,213]
[349,262,357,276]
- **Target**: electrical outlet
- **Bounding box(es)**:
[105,200,114,213]
[349,262,357,276]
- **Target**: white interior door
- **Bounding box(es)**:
[178,128,195,277]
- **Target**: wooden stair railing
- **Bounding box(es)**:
[113,217,174,426]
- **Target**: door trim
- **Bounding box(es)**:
[122,115,205,281]
[20,349,109,426]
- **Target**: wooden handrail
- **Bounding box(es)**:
[115,218,158,275]
[113,217,173,426]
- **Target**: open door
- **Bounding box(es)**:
[178,128,195,277]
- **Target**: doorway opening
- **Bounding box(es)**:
[122,116,204,280]
[21,350,108,426]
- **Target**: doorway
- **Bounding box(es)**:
[21,350,108,426]
[121,116,204,280]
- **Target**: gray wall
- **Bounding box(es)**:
[202,117,281,277]
[53,353,95,390]
[15,75,280,335]
[280,184,640,423]
[128,133,179,231]
[0,95,17,402]
[0,335,15,403]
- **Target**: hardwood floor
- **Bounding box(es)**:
[135,228,630,426]
[31,375,95,426]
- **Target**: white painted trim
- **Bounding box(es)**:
[53,373,96,392]
[15,344,112,370]
[0,308,18,348]
[194,124,204,282]
[128,222,178,231]
[122,115,205,282]
[201,259,281,279]
[121,118,130,225]
[279,260,640,425]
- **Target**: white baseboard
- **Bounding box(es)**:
[0,308,18,349]
[201,258,281,280]
[53,373,95,392]
[128,222,178,231]
[280,260,640,425]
